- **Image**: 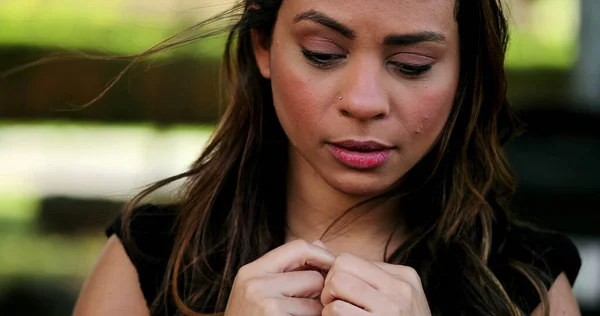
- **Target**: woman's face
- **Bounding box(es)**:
[254,0,460,196]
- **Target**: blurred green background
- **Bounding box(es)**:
[1,0,599,315]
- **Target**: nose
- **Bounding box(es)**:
[337,59,390,121]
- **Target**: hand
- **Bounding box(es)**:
[224,240,335,316]
[321,253,431,316]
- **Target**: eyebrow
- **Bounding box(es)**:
[293,10,446,45]
[383,32,446,45]
[293,10,356,39]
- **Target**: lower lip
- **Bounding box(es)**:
[327,144,393,169]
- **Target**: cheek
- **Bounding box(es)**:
[270,53,326,145]
[404,83,456,141]
[401,49,460,140]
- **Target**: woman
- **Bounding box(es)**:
[73,0,582,315]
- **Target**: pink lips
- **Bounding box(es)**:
[327,140,393,169]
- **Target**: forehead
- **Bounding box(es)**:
[279,0,457,35]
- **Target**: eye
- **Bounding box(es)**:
[387,62,432,78]
[301,48,345,68]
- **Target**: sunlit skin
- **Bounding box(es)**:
[229,0,457,315]
[256,0,459,253]
[271,0,459,199]
[258,0,460,257]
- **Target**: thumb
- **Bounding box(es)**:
[258,240,335,273]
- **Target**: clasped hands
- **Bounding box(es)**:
[224,240,432,316]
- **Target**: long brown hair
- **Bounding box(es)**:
[110,0,552,315]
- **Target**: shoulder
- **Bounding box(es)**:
[107,203,178,237]
[105,204,179,307]
[500,223,581,285]
[531,272,581,316]
[106,203,178,259]
[492,223,582,313]
[73,236,150,315]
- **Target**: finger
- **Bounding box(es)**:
[321,271,385,311]
[326,253,387,291]
[255,240,335,273]
[370,261,423,289]
[275,270,325,299]
[327,253,409,299]
[274,297,323,316]
[322,300,369,316]
[312,240,329,249]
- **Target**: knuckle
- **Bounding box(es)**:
[403,266,422,285]
[330,300,347,315]
[259,298,280,314]
[237,264,253,281]
[323,300,343,316]
[328,273,343,294]
[335,252,355,265]
[329,272,351,293]
[395,280,413,298]
[242,278,264,302]
[332,253,356,271]
[290,239,311,250]
[288,239,315,256]
[305,269,325,283]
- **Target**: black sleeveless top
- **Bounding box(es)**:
[106,204,581,315]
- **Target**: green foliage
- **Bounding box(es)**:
[506,31,577,69]
[0,195,100,278]
[0,0,227,59]
[505,0,579,69]
[0,195,39,222]
[0,122,215,279]
[0,0,579,68]
[0,229,105,278]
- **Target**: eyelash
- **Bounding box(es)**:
[301,48,432,78]
[387,62,432,78]
[301,49,344,69]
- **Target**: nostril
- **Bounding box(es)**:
[341,110,351,117]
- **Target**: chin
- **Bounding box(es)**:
[324,170,399,197]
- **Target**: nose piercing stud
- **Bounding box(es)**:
[339,96,343,100]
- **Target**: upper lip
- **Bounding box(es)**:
[329,140,394,152]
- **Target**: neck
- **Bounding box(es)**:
[284,148,405,261]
